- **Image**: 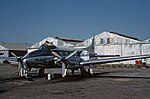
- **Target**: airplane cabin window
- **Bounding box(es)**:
[39,43,56,50]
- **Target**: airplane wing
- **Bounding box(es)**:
[80,54,150,66]
[0,56,19,62]
[94,55,120,57]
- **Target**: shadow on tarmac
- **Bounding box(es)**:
[1,70,150,84]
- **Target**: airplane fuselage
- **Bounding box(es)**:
[20,45,84,69]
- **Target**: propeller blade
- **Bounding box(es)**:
[52,51,62,59]
[18,62,24,77]
[11,52,18,58]
[62,62,67,77]
[65,51,77,59]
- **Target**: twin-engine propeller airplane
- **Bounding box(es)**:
[1,37,150,81]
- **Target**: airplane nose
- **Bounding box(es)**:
[17,57,22,62]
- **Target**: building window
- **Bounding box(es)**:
[58,40,63,46]
[107,38,110,44]
[100,38,104,44]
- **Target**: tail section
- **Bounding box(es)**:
[83,36,95,53]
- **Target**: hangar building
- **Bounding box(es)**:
[0,42,31,57]
[28,36,83,53]
[76,31,150,64]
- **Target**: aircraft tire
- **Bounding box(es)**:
[71,70,75,74]
[80,67,88,77]
[39,68,45,76]
[26,74,33,81]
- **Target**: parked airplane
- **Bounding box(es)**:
[1,37,150,81]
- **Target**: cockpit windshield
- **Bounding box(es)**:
[39,44,48,50]
[39,41,57,50]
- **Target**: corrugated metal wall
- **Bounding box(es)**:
[142,43,150,64]
[76,32,150,64]
[95,43,150,64]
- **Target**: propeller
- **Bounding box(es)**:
[11,52,18,58]
[51,51,62,59]
[62,62,67,77]
[65,51,77,59]
[10,52,24,77]
[10,52,22,62]
[52,51,77,77]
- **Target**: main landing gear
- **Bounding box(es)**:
[38,68,45,76]
[80,67,93,77]
[26,74,33,81]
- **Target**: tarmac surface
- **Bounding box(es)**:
[1,64,150,99]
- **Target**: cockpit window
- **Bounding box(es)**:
[39,44,49,50]
[39,41,56,50]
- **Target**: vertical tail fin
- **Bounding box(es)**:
[83,36,95,53]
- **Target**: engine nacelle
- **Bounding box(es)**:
[80,50,90,61]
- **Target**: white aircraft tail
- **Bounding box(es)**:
[83,36,95,53]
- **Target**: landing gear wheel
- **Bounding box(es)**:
[71,70,75,74]
[39,68,45,76]
[26,74,33,81]
[80,67,88,77]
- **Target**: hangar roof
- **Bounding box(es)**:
[55,36,83,42]
[0,42,31,51]
[143,38,150,43]
[110,31,140,41]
